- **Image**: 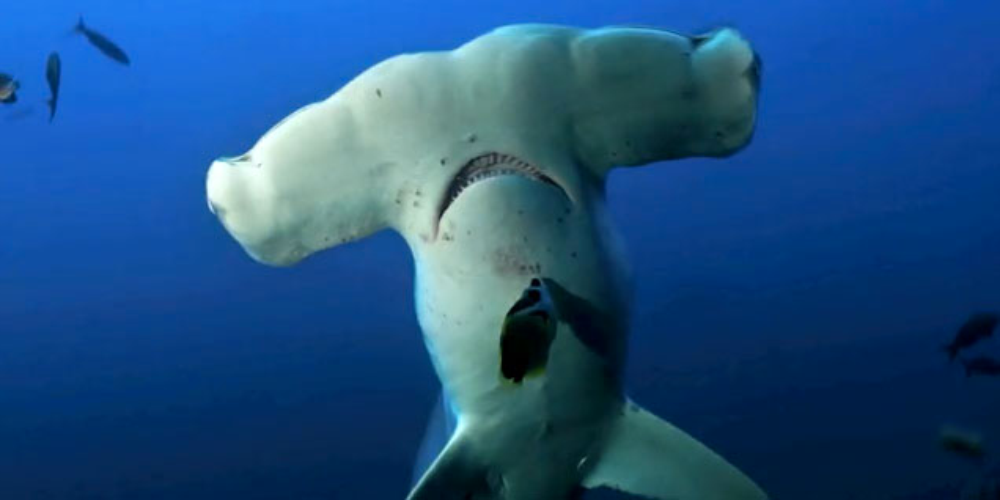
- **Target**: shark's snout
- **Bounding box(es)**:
[205,155,286,265]
[683,27,762,156]
[205,157,241,225]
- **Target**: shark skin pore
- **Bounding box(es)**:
[206,24,765,500]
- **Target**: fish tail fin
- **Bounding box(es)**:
[47,97,56,122]
[67,15,85,37]
[65,17,83,38]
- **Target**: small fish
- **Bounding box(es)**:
[499,278,558,384]
[46,52,61,122]
[939,424,986,461]
[74,16,130,66]
[944,312,999,361]
[962,355,1000,378]
[0,73,19,104]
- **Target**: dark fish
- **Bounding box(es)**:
[499,278,558,384]
[939,424,987,461]
[75,17,130,66]
[962,355,1000,378]
[944,312,999,361]
[541,277,618,360]
[46,52,61,122]
[0,73,19,104]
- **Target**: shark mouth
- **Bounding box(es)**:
[437,152,567,223]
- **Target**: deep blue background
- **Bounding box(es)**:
[2,0,1000,498]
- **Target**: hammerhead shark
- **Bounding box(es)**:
[206,23,765,500]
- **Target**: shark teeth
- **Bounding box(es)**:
[439,152,561,220]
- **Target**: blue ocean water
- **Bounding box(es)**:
[2,0,999,498]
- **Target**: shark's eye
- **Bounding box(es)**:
[527,289,541,303]
[530,278,541,287]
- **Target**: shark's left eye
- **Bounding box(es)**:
[527,289,541,303]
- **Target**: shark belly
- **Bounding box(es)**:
[409,174,631,497]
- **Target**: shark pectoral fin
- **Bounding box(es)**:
[411,391,460,487]
[407,425,498,500]
[582,402,768,500]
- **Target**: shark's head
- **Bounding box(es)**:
[205,100,395,266]
[206,24,760,266]
[674,27,761,157]
[206,24,766,500]
[567,25,761,173]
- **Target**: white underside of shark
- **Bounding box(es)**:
[206,23,765,499]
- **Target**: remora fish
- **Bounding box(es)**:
[499,278,559,384]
